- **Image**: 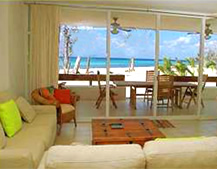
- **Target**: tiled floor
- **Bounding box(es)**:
[55,98,217,145]
[55,120,217,145]
[76,99,217,121]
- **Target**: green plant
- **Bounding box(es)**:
[205,49,217,72]
[158,57,176,75]
[185,57,196,76]
[206,60,216,71]
[174,60,194,76]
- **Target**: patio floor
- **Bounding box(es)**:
[76,99,217,121]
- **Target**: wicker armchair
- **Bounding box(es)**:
[31,88,79,134]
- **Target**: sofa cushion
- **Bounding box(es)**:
[144,137,217,169]
[16,97,36,123]
[0,122,6,149]
[22,113,56,149]
[0,100,22,137]
[6,125,45,169]
[45,144,145,169]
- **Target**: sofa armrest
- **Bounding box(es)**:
[32,105,56,115]
[0,149,33,169]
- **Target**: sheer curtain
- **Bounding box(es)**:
[29,5,60,94]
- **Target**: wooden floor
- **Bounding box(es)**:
[55,98,217,145]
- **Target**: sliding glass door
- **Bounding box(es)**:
[59,8,107,121]
[58,7,212,120]
[108,11,156,117]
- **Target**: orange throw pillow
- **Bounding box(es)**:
[40,88,56,103]
[54,89,71,104]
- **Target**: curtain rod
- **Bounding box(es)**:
[24,1,216,19]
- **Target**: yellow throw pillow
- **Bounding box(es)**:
[0,100,22,137]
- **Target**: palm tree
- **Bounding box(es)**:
[174,60,194,76]
[206,60,216,71]
[158,57,176,75]
[185,57,196,76]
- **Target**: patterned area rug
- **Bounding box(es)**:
[152,120,175,128]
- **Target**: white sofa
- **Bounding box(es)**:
[39,137,217,169]
[0,91,57,169]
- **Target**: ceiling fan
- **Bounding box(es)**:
[187,23,213,40]
[111,17,132,34]
[204,23,213,40]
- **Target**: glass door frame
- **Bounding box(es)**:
[105,11,206,119]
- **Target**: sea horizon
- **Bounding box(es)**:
[59,56,185,69]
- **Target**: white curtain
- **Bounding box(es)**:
[29,5,60,94]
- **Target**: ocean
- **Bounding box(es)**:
[59,57,179,69]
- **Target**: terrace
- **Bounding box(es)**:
[57,5,217,121]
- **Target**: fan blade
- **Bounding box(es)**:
[187,32,199,35]
[119,27,132,32]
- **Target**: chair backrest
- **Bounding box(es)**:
[146,70,159,82]
[97,71,102,93]
[157,75,174,99]
[202,74,208,91]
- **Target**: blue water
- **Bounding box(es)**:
[59,57,179,69]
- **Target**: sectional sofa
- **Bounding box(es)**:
[39,137,217,169]
[1,91,217,169]
[0,91,57,169]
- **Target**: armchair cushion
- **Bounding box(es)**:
[54,89,71,104]
[60,104,75,114]
[16,97,36,123]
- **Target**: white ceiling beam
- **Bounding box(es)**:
[25,1,217,19]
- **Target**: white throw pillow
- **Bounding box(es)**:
[0,122,6,149]
[16,97,36,123]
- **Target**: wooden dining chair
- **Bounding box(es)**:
[95,71,117,109]
[181,74,208,108]
[144,70,155,103]
[151,75,174,109]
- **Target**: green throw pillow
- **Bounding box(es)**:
[0,100,22,137]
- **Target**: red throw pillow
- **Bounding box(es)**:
[54,89,71,104]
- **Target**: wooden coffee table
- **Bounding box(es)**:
[92,119,165,147]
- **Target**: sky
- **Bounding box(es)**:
[59,25,217,60]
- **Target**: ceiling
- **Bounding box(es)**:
[29,0,217,15]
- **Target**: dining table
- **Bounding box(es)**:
[113,81,197,109]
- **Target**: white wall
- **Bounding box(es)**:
[0,4,9,91]
[0,2,28,97]
[8,3,28,96]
